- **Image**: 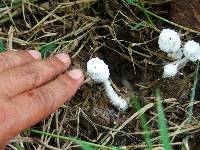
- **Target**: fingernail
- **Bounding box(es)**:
[68,69,83,80]
[56,53,70,64]
[28,50,41,59]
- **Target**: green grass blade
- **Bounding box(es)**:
[29,129,122,150]
[183,61,199,146]
[187,61,199,123]
[76,141,95,150]
[131,96,153,150]
[129,21,145,31]
[0,39,5,52]
[127,0,137,4]
[39,43,57,58]
[156,89,172,150]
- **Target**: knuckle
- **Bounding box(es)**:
[45,57,64,71]
[35,88,55,108]
[57,75,72,88]
[19,64,42,87]
[57,75,77,94]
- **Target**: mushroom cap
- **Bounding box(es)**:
[158,29,181,53]
[183,40,200,61]
[163,63,178,78]
[87,57,110,82]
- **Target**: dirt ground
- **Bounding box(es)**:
[1,0,200,149]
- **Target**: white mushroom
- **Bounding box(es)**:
[163,63,178,78]
[87,57,128,111]
[162,40,200,77]
[158,29,200,77]
[87,57,110,83]
[158,29,181,52]
[162,57,188,78]
[158,29,182,58]
[183,40,200,61]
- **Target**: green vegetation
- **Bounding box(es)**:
[156,89,172,150]
[0,39,5,52]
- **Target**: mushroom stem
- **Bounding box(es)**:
[103,80,128,111]
[176,57,189,70]
[168,50,183,60]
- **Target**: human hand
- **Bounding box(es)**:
[0,50,84,149]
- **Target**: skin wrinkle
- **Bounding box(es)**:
[16,66,39,89]
[0,51,34,72]
[16,63,43,89]
[55,75,75,101]
[35,87,56,109]
[45,56,67,71]
[57,75,72,90]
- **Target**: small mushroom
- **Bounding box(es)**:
[183,40,200,61]
[158,28,182,59]
[162,57,188,77]
[87,57,128,111]
[163,40,200,77]
[163,63,178,78]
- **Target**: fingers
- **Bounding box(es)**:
[0,50,41,72]
[0,53,71,98]
[10,69,84,133]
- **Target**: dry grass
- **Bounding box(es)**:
[1,0,200,149]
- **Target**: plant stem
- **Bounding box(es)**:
[131,2,200,34]
[187,61,199,123]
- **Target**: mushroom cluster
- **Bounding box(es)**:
[158,29,200,77]
[87,57,128,111]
